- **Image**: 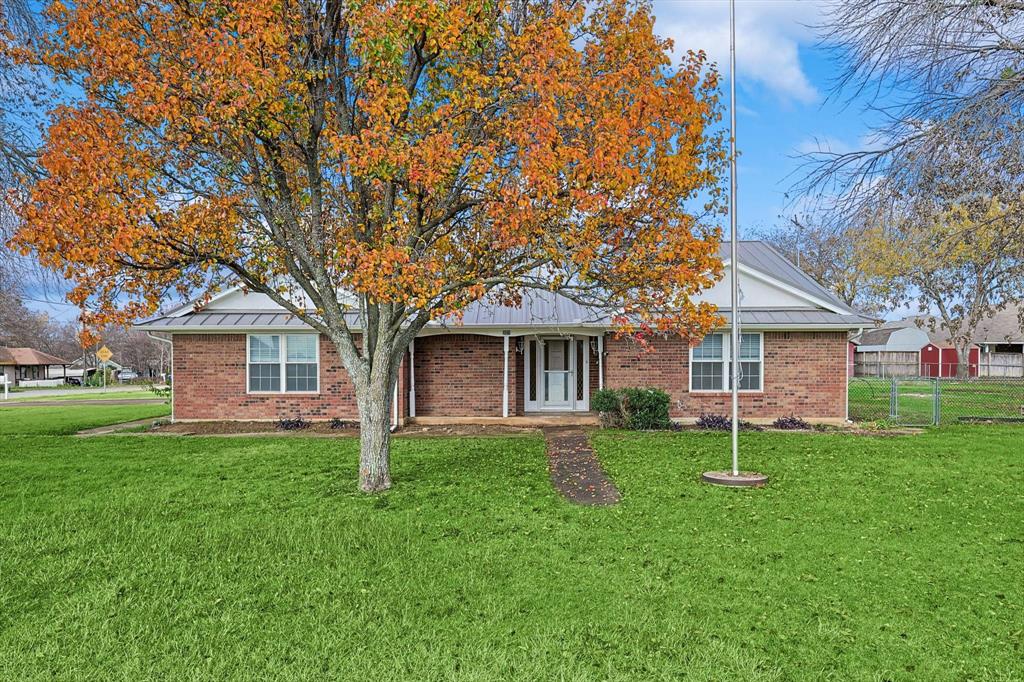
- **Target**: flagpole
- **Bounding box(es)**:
[701,0,767,488]
[729,0,739,477]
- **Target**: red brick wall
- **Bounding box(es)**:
[412,334,512,417]
[173,330,846,421]
[173,334,366,421]
[603,331,847,420]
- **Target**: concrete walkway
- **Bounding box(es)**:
[76,418,160,436]
[543,428,621,505]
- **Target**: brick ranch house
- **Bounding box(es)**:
[136,241,874,425]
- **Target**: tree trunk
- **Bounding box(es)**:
[956,343,972,379]
[354,348,397,491]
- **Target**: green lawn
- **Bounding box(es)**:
[0,403,170,435]
[1,404,1022,680]
[3,389,155,402]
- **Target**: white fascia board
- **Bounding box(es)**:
[719,260,851,315]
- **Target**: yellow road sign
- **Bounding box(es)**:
[96,345,113,363]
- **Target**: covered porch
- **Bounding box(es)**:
[404,330,606,423]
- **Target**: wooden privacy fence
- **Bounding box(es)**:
[979,352,1024,378]
[854,351,920,377]
[856,351,1024,378]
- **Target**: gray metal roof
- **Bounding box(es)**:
[135,241,871,333]
[456,290,610,327]
[717,309,874,327]
[137,312,319,330]
[723,241,857,314]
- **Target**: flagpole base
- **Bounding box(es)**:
[701,471,769,487]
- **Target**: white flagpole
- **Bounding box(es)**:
[729,0,740,477]
[701,0,766,488]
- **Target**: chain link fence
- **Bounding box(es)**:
[849,375,1024,425]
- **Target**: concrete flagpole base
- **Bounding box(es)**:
[701,471,769,487]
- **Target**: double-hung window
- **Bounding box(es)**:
[248,334,319,393]
[689,332,763,392]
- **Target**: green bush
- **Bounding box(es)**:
[592,387,671,430]
[591,388,621,414]
[620,387,671,430]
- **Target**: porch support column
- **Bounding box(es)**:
[597,334,604,390]
[392,380,399,428]
[502,332,510,418]
[408,339,416,418]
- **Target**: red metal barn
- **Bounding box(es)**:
[920,343,979,377]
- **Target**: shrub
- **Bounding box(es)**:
[619,387,671,430]
[695,413,764,432]
[772,415,810,430]
[590,388,621,414]
[330,418,357,429]
[593,387,670,430]
[277,417,310,431]
[147,382,172,403]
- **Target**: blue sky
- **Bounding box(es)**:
[29,0,877,322]
[651,0,877,232]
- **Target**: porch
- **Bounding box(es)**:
[406,331,605,421]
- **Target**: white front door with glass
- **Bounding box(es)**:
[524,336,591,412]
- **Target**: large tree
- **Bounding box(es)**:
[11,0,727,491]
[858,195,1024,378]
[799,0,1024,368]
[755,214,882,314]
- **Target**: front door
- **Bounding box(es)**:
[524,336,590,412]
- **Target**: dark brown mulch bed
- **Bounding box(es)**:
[544,427,621,506]
[149,421,540,438]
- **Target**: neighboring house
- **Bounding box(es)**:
[136,241,875,424]
[0,347,70,387]
[969,306,1024,378]
[850,305,1024,378]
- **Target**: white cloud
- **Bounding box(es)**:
[652,0,825,104]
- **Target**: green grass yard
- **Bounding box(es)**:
[0,403,170,436]
[1,403,1022,679]
[3,389,156,402]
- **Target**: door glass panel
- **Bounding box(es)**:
[576,341,585,400]
[545,340,568,371]
[543,339,571,405]
[545,372,569,402]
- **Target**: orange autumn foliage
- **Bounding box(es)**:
[13,0,725,340]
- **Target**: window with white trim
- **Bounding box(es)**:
[689,332,763,392]
[248,334,319,393]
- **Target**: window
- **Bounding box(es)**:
[691,333,724,391]
[689,332,762,392]
[248,334,319,393]
[285,334,318,392]
[249,335,281,392]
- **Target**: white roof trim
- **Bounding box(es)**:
[721,260,851,316]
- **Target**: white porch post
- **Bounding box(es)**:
[408,339,416,418]
[597,334,604,390]
[502,333,510,418]
[392,377,399,428]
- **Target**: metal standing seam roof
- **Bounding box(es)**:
[134,241,872,332]
[722,241,858,314]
